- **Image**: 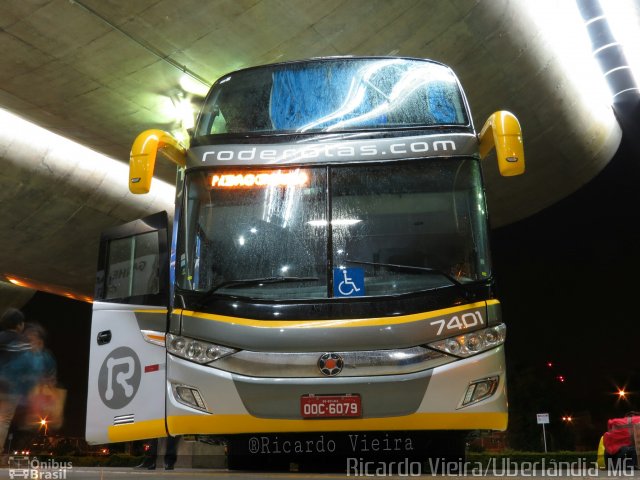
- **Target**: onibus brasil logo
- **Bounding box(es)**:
[9,456,72,479]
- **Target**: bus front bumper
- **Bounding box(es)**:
[165,346,507,435]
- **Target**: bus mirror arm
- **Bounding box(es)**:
[478,111,525,177]
[129,129,187,194]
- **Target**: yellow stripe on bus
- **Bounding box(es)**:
[167,412,507,435]
[107,419,167,442]
[181,301,493,330]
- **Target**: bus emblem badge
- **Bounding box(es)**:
[98,346,141,409]
[318,353,344,376]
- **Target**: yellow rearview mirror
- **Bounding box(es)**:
[129,129,187,194]
[478,111,525,176]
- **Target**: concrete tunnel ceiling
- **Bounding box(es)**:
[0,0,634,300]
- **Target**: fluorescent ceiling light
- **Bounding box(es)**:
[174,97,196,130]
[599,0,640,90]
[523,0,612,107]
[179,74,210,97]
[0,108,175,205]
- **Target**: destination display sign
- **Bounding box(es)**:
[209,170,308,188]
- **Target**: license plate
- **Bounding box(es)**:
[300,394,361,418]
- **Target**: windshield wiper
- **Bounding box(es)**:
[345,259,474,299]
[196,276,319,307]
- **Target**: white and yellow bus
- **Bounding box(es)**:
[86,57,524,463]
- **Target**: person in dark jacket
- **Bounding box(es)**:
[0,308,31,452]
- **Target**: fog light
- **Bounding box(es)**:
[460,376,499,407]
[173,384,208,411]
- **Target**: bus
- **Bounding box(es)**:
[86,57,524,464]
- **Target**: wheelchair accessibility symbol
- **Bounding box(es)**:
[333,267,365,297]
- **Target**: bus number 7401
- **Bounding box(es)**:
[430,311,484,336]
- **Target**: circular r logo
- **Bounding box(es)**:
[98,346,141,409]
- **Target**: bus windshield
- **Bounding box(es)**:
[196,58,469,136]
[176,158,491,300]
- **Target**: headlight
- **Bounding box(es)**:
[428,324,506,357]
[167,334,238,364]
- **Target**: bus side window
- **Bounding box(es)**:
[104,231,160,300]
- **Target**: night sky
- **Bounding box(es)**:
[19,108,640,448]
[492,107,640,446]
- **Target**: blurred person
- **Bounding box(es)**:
[18,322,63,431]
[0,308,31,451]
[23,323,56,386]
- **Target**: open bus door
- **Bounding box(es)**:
[86,211,170,444]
